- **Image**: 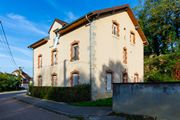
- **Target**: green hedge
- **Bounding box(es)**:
[29,84,91,103]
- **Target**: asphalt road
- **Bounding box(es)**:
[0,91,75,120]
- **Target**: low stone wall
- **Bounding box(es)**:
[113,83,180,120]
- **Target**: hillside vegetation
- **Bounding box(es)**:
[144,51,180,82]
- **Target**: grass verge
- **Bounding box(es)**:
[72,98,112,107]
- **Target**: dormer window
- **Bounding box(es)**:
[70,41,79,62]
[112,20,119,37]
[130,31,135,44]
[51,49,58,65]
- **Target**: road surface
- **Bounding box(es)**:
[0,90,75,120]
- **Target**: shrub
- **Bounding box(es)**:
[29,84,91,103]
[0,73,21,92]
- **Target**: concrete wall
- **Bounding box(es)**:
[113,83,180,120]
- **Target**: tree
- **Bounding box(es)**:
[134,0,180,56]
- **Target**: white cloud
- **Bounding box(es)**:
[65,11,78,22]
[0,13,47,36]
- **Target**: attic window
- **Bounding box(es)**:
[130,31,135,44]
[112,20,119,37]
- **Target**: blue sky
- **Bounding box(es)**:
[0,0,138,76]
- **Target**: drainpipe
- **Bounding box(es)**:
[63,59,68,86]
[85,15,93,100]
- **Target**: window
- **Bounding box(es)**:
[51,49,57,65]
[122,70,128,83]
[134,73,139,83]
[106,71,113,92]
[112,20,119,37]
[38,75,42,86]
[70,70,79,86]
[123,47,127,64]
[130,31,135,44]
[38,54,42,68]
[70,41,79,61]
[51,73,57,86]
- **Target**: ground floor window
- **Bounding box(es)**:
[38,75,42,86]
[134,73,139,82]
[51,73,57,86]
[123,70,128,83]
[70,70,79,86]
[106,71,113,92]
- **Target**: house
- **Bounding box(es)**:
[28,4,148,100]
[12,69,32,89]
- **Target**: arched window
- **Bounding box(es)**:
[70,70,80,86]
[38,75,42,86]
[70,41,79,61]
[130,31,135,44]
[123,47,127,64]
[134,73,139,83]
[51,49,58,66]
[122,70,128,83]
[51,73,57,86]
[38,54,42,68]
[112,20,120,37]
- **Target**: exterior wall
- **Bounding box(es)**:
[92,11,144,100]
[33,21,90,87]
[33,11,144,100]
[113,83,180,120]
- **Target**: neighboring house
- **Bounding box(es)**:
[12,69,32,89]
[28,4,148,100]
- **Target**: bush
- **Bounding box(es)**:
[29,84,91,103]
[0,73,21,92]
[144,52,180,82]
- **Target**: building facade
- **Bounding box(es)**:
[28,4,148,100]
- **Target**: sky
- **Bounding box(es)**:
[0,0,138,76]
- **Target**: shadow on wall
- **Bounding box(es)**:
[92,60,130,100]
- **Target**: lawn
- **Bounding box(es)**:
[72,98,112,107]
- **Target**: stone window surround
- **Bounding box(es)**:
[70,70,80,87]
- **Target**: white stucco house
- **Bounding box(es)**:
[28,4,148,100]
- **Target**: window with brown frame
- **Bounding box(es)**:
[51,49,58,66]
[134,73,139,83]
[70,41,79,61]
[51,73,57,86]
[112,20,119,37]
[130,31,135,44]
[123,47,127,64]
[122,70,128,83]
[38,75,42,86]
[106,70,113,92]
[38,54,42,68]
[70,70,79,86]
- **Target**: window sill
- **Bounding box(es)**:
[112,34,119,39]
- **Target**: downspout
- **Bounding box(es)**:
[85,15,93,100]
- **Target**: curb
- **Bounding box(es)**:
[14,95,113,119]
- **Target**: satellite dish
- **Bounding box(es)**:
[53,33,60,49]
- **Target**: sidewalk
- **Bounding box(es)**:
[15,95,125,120]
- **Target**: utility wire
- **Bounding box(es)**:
[0,20,18,69]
